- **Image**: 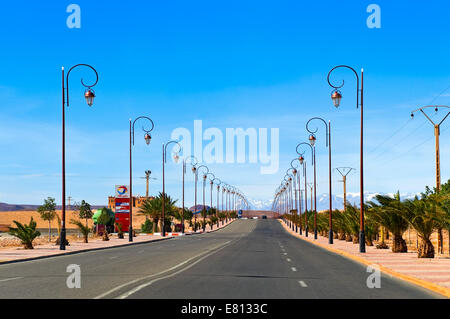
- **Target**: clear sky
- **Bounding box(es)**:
[0,0,449,207]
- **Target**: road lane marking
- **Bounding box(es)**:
[287,258,291,262]
[109,256,118,259]
[298,280,307,287]
[95,240,232,299]
[283,253,287,255]
[0,277,23,282]
[291,267,297,272]
[116,240,235,299]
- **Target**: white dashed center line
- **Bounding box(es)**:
[298,280,307,287]
[0,277,23,282]
[291,267,297,272]
[286,258,291,262]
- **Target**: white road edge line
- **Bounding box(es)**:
[0,277,23,282]
[298,280,307,287]
[291,267,297,272]
[94,240,231,299]
[116,240,234,299]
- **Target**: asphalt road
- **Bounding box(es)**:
[0,219,441,299]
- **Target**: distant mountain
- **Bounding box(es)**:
[247,192,419,212]
[0,202,40,211]
[0,202,105,212]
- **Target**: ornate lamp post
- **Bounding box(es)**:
[60,64,98,250]
[207,172,215,229]
[161,140,182,236]
[307,117,333,244]
[291,158,302,234]
[296,142,316,239]
[182,156,198,233]
[129,116,155,242]
[287,168,297,232]
[327,65,365,252]
[215,178,222,226]
[196,165,209,232]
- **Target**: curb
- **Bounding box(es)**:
[279,219,450,298]
[0,236,173,266]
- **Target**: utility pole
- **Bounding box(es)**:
[67,196,72,211]
[411,105,449,192]
[335,167,354,211]
[411,105,449,254]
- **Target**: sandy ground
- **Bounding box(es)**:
[0,210,150,230]
[0,210,197,248]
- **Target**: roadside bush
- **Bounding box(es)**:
[141,219,153,234]
[9,217,41,249]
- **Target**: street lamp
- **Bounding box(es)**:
[60,64,99,250]
[296,142,316,239]
[410,105,449,191]
[296,146,312,237]
[307,117,333,244]
[327,64,365,252]
[196,165,209,232]
[287,168,298,232]
[129,116,155,242]
[182,156,198,233]
[214,178,222,226]
[162,140,182,236]
[291,158,303,235]
[207,172,215,229]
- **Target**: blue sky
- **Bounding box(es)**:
[0,0,449,206]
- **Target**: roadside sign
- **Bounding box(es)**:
[115,185,130,198]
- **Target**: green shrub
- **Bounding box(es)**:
[141,219,153,234]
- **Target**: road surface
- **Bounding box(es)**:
[0,219,440,298]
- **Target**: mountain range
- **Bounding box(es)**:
[247,192,419,211]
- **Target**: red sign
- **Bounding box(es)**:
[115,197,130,213]
[114,197,130,232]
[115,213,129,231]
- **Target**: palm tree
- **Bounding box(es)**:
[367,192,409,252]
[71,219,90,243]
[403,196,440,258]
[9,217,41,249]
[138,192,178,233]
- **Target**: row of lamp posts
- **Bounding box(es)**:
[59,63,248,250]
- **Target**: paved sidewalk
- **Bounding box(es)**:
[280,219,450,298]
[0,219,235,264]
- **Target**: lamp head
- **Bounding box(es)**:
[331,89,342,108]
[173,152,180,163]
[298,155,305,165]
[144,133,152,145]
[309,134,316,146]
[84,88,95,106]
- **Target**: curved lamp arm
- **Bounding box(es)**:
[132,116,155,145]
[66,64,99,107]
[327,65,360,108]
[164,140,182,163]
[295,142,313,166]
[306,117,329,147]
